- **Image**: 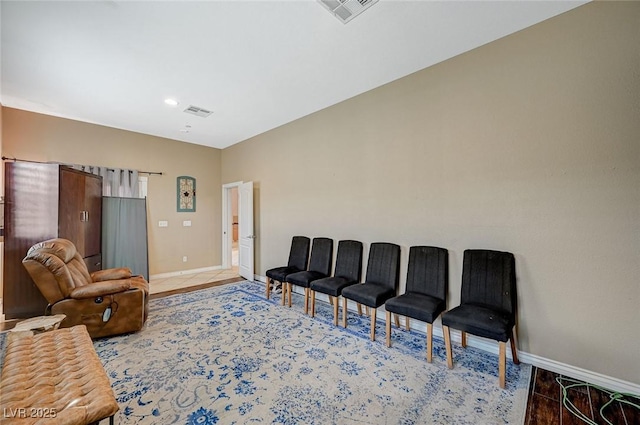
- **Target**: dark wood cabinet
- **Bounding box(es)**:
[3,162,103,319]
[58,167,102,263]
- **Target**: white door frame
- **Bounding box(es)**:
[221,181,242,270]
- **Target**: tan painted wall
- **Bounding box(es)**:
[2,107,222,274]
[221,2,640,384]
[0,105,4,306]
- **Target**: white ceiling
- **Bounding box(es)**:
[1,0,587,150]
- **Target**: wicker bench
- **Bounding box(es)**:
[0,325,119,425]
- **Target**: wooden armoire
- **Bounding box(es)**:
[3,162,103,319]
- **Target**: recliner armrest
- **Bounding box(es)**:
[130,275,150,294]
[70,279,132,299]
[91,267,132,282]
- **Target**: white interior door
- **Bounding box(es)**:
[238,181,254,281]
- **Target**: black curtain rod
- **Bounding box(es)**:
[1,156,163,176]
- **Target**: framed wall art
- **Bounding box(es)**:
[177,176,196,212]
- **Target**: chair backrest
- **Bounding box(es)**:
[364,242,401,290]
[333,240,363,283]
[461,249,516,315]
[287,236,310,270]
[22,238,92,304]
[308,237,333,275]
[405,246,448,301]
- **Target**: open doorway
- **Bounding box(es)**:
[222,182,240,273]
[230,186,239,268]
[222,181,254,281]
[222,182,242,274]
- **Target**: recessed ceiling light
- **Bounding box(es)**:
[164,98,179,107]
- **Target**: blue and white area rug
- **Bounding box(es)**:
[93,281,531,424]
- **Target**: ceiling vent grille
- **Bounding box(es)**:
[184,105,213,118]
[318,0,378,24]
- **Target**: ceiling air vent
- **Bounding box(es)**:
[318,0,378,24]
[184,105,213,118]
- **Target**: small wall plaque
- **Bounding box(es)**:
[177,176,196,212]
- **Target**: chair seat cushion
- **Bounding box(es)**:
[266,266,300,283]
[341,282,395,308]
[441,304,515,342]
[310,277,357,297]
[286,271,328,287]
[385,292,445,324]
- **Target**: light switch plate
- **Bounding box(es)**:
[183,220,192,227]
[159,220,168,227]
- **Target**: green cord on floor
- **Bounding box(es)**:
[556,377,640,425]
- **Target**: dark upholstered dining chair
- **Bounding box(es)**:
[310,240,363,325]
[265,236,310,302]
[341,242,401,341]
[384,246,448,362]
[285,237,333,314]
[441,249,519,388]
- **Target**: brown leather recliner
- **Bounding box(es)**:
[22,238,149,338]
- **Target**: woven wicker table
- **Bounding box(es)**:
[10,314,66,334]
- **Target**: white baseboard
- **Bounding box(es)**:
[150,265,223,280]
[255,274,639,395]
[519,352,640,395]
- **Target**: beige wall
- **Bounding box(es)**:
[0,105,4,305]
[2,107,222,274]
[222,2,640,384]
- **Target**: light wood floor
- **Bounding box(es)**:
[149,266,239,295]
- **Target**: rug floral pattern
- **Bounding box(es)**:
[93,281,530,424]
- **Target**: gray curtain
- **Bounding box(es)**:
[71,164,139,198]
[102,196,149,280]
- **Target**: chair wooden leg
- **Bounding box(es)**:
[266,277,270,299]
[288,283,292,307]
[329,296,334,306]
[461,331,467,348]
[499,341,506,388]
[343,297,348,328]
[310,290,316,317]
[333,296,339,326]
[510,328,520,365]
[365,306,370,317]
[426,323,433,363]
[443,325,453,369]
[304,287,309,314]
[386,311,391,347]
[394,314,400,328]
[370,308,376,341]
[357,303,362,316]
[406,317,410,332]
[281,281,286,306]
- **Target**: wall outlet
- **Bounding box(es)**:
[159,220,168,227]
[183,220,192,227]
[182,256,188,262]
